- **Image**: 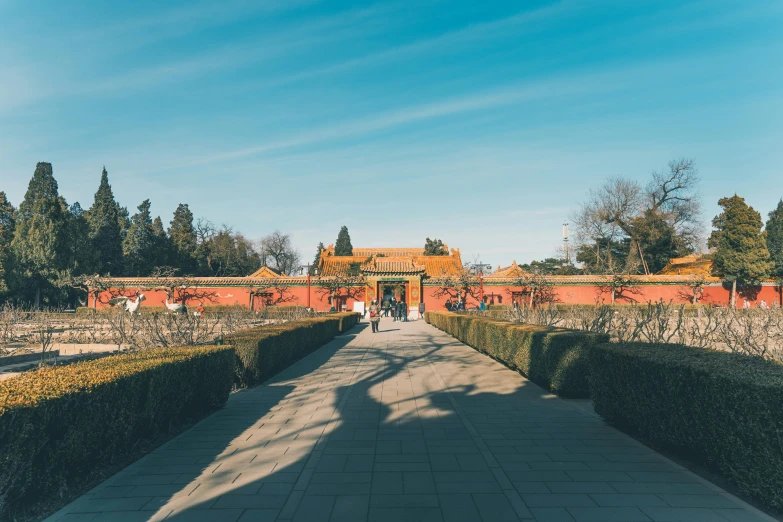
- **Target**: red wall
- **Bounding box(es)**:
[90,285,367,313]
[92,283,783,311]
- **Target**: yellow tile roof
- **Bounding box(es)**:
[318,245,463,277]
[247,265,285,278]
[656,255,713,276]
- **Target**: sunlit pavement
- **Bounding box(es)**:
[46,318,771,522]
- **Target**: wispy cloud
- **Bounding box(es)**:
[241,1,576,91]
[75,0,324,52]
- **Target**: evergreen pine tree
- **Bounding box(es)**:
[151,216,172,269]
[309,242,325,275]
[66,202,92,275]
[168,203,198,274]
[334,226,353,256]
[123,200,158,276]
[0,192,15,297]
[86,167,124,275]
[766,199,783,279]
[11,162,70,306]
[708,195,773,307]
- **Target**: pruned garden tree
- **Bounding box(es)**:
[709,195,773,307]
[316,266,365,310]
[423,238,448,256]
[597,273,643,305]
[431,267,480,306]
[507,267,558,307]
[260,230,301,275]
[148,266,220,305]
[334,226,353,256]
[572,158,702,275]
[85,167,124,276]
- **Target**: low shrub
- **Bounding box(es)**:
[589,342,783,510]
[225,312,360,387]
[425,311,607,397]
[0,345,234,520]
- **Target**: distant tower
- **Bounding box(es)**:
[562,223,570,265]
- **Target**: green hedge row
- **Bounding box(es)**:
[0,311,360,520]
[425,311,607,398]
[589,342,783,510]
[0,345,235,520]
[226,312,360,387]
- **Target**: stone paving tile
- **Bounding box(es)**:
[46,320,770,522]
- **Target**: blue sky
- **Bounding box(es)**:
[1,0,781,268]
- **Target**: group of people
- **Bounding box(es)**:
[379,297,407,321]
[368,298,425,333]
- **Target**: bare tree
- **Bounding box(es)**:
[259,230,301,275]
[431,267,481,307]
[506,269,558,308]
[316,270,365,311]
[148,266,220,305]
[572,159,702,275]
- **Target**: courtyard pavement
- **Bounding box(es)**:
[47,318,772,522]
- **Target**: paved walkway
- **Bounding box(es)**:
[47,319,772,522]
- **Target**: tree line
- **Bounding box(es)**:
[0,163,301,307]
[525,158,782,304]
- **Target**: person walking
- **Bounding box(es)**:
[383,299,390,317]
[418,301,425,320]
[401,301,407,322]
[369,299,381,333]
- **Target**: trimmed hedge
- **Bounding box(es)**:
[225,312,360,388]
[589,342,783,510]
[425,311,608,398]
[0,345,234,520]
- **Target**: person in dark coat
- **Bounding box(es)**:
[418,302,425,320]
[445,300,453,311]
[400,301,407,321]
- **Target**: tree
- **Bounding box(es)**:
[260,230,301,275]
[519,257,578,276]
[709,195,773,307]
[334,226,353,256]
[169,204,198,274]
[508,268,558,307]
[65,202,92,276]
[200,225,261,276]
[86,167,124,276]
[123,200,159,276]
[767,199,783,279]
[424,238,449,256]
[572,159,701,275]
[11,163,70,307]
[316,267,365,310]
[0,192,15,298]
[431,267,481,307]
[309,242,325,275]
[151,216,172,269]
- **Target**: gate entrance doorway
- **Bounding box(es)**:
[379,282,407,306]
